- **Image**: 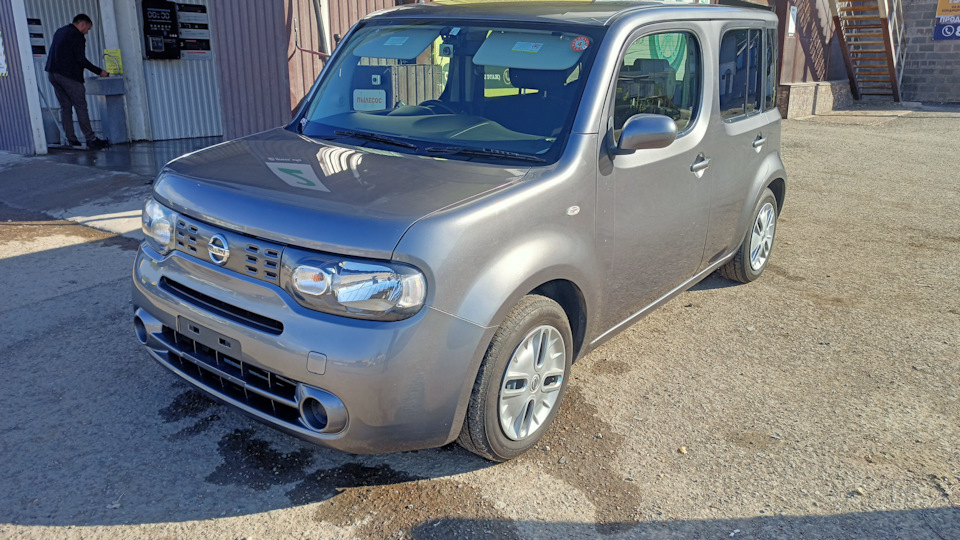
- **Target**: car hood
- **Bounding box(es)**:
[154,128,528,259]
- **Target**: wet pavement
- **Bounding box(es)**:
[43,136,222,178]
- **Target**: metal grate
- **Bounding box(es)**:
[241,243,281,283]
[159,325,301,425]
[160,277,284,335]
[175,216,284,286]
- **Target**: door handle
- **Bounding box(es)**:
[752,135,766,148]
[690,154,711,176]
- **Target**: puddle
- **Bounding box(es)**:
[205,429,314,491]
[519,385,642,534]
[159,389,218,423]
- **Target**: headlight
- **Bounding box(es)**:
[141,198,177,254]
[282,249,426,321]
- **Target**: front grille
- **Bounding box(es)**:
[175,216,284,286]
[159,325,302,426]
[160,277,284,335]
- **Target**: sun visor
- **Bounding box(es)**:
[352,28,439,60]
[473,31,589,70]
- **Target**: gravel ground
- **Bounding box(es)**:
[0,104,958,539]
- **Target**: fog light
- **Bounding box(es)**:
[301,397,328,431]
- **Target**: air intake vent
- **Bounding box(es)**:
[160,277,284,335]
[174,216,284,286]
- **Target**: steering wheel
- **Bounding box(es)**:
[419,100,456,114]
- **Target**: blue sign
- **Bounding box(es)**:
[933,22,960,40]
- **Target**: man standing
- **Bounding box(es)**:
[45,14,109,150]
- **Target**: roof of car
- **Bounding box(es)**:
[367,1,767,26]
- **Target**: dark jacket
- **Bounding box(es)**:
[44,24,102,82]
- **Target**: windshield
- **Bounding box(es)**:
[296,20,605,164]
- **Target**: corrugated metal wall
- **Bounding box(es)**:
[209,0,400,140]
[144,0,223,140]
[329,1,395,44]
[209,0,290,139]
[24,0,105,139]
[0,0,35,154]
[287,0,326,115]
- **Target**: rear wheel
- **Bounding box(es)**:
[720,188,778,283]
[458,295,572,461]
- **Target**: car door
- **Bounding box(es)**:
[701,24,772,267]
[596,24,715,331]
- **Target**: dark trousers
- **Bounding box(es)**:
[48,72,95,144]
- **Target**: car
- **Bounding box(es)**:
[133,1,785,461]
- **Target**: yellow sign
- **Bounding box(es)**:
[104,49,123,75]
[938,0,960,17]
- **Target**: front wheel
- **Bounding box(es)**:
[458,295,572,461]
[720,187,778,283]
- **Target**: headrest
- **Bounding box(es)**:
[632,58,674,74]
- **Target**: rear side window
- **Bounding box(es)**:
[764,28,778,112]
[719,28,765,121]
[613,31,701,137]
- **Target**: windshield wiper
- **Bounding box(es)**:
[333,130,418,150]
[425,146,546,163]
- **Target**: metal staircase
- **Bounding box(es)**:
[832,0,906,101]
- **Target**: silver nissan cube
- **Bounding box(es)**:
[133,1,786,461]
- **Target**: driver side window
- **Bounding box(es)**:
[613,31,701,139]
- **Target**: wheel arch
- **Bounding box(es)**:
[767,176,786,213]
[529,279,588,362]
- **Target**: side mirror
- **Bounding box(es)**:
[615,114,678,153]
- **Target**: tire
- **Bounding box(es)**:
[457,295,573,461]
[720,187,778,283]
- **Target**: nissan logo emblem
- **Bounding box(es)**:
[208,234,230,266]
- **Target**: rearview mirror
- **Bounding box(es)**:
[616,114,678,153]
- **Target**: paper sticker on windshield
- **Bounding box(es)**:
[571,36,590,52]
[511,41,543,54]
[265,162,330,192]
[383,36,409,46]
[353,89,387,111]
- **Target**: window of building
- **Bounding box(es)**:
[612,31,701,139]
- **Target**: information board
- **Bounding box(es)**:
[143,0,180,59]
[178,3,212,59]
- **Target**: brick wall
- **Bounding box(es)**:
[901,0,960,103]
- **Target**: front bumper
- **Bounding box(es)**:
[132,243,492,454]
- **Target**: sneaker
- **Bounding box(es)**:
[87,138,110,150]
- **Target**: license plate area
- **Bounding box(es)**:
[177,316,242,359]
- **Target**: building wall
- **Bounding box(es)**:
[901,0,960,102]
[287,0,326,114]
[328,0,395,44]
[211,0,398,140]
[209,0,290,139]
[0,0,36,154]
[775,0,847,83]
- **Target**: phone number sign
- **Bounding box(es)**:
[934,15,960,40]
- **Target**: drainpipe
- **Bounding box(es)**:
[318,0,332,54]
